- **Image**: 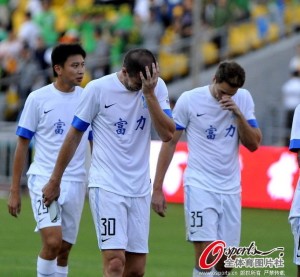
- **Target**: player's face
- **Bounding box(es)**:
[213,81,238,101]
[123,71,143,92]
[58,55,85,87]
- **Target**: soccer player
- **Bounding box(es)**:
[288,104,300,277]
[42,48,175,277]
[151,61,262,276]
[7,43,93,277]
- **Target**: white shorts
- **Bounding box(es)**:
[28,175,86,244]
[89,187,151,253]
[184,186,241,247]
[290,217,300,265]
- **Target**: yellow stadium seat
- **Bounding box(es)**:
[76,0,93,9]
[251,4,268,19]
[158,51,174,82]
[12,10,25,33]
[245,22,264,49]
[267,23,280,43]
[227,25,251,56]
[201,41,219,66]
[81,70,92,88]
[51,6,70,33]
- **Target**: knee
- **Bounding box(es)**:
[106,257,125,276]
[40,236,62,259]
[43,236,62,252]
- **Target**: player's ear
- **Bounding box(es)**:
[121,67,128,77]
[53,64,61,76]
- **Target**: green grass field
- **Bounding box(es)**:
[0,194,295,277]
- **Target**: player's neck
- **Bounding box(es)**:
[209,84,218,101]
[53,81,75,93]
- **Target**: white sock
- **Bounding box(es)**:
[37,256,56,277]
[56,265,68,277]
[192,267,217,276]
[193,267,200,276]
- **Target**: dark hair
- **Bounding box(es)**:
[215,61,245,88]
[51,43,86,77]
[123,48,156,78]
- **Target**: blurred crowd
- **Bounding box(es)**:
[0,0,299,121]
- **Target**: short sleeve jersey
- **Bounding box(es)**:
[174,85,259,194]
[72,73,171,197]
[17,83,91,181]
[289,104,300,219]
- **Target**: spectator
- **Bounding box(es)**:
[85,26,110,79]
[16,43,46,108]
[281,69,300,146]
[33,0,58,47]
[289,43,300,75]
[0,30,23,75]
[140,6,164,55]
[18,11,41,50]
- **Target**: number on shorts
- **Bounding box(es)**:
[37,199,48,215]
[191,211,203,227]
[101,218,116,236]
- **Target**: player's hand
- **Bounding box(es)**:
[151,188,167,217]
[42,180,60,207]
[140,62,159,96]
[7,190,21,218]
[219,95,241,116]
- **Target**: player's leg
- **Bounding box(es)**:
[290,217,300,277]
[102,249,126,277]
[214,192,241,275]
[124,193,151,277]
[56,180,86,276]
[89,187,129,277]
[184,186,221,276]
[56,240,72,276]
[123,252,146,277]
[192,241,216,276]
[37,226,62,277]
[28,175,63,277]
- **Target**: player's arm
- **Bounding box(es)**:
[42,126,84,207]
[152,130,183,217]
[141,63,175,142]
[297,150,300,167]
[8,137,30,217]
[235,114,262,152]
[219,96,262,151]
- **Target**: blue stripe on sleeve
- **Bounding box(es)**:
[289,139,300,152]
[163,109,173,118]
[176,123,185,130]
[71,116,90,132]
[88,130,93,140]
[16,126,35,139]
[247,119,259,128]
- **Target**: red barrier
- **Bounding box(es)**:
[150,142,299,210]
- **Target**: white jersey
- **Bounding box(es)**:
[17,83,92,181]
[72,73,171,197]
[282,77,300,110]
[174,85,259,194]
[289,104,300,219]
